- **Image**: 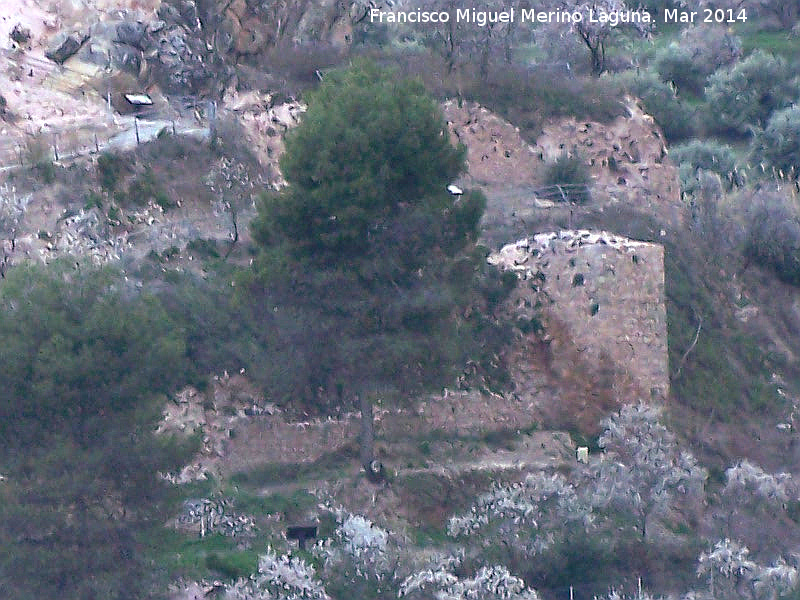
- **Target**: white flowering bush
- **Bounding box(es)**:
[399,563,540,600]
[313,513,401,599]
[225,548,329,600]
[589,403,707,540]
[696,539,799,600]
[594,589,666,600]
[724,461,795,505]
[447,471,591,564]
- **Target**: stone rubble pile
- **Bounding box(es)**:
[489,230,649,278]
[177,497,258,537]
[157,375,276,482]
[227,95,306,188]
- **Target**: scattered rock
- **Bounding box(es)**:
[115,21,147,49]
[175,496,258,537]
[10,23,31,46]
[735,305,759,323]
[45,31,90,64]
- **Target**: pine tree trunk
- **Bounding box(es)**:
[360,394,374,472]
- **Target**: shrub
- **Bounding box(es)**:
[611,70,696,142]
[745,189,800,285]
[96,152,128,191]
[464,65,626,140]
[654,25,743,96]
[25,133,56,183]
[750,106,800,178]
[705,50,797,135]
[670,140,737,177]
[654,43,709,97]
[671,140,738,196]
[542,151,592,203]
[679,24,742,72]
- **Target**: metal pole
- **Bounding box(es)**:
[53,134,58,162]
[94,133,99,153]
[208,100,217,143]
[135,118,139,145]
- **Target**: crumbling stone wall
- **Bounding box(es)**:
[490,230,669,404]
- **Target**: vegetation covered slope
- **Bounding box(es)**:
[3,3,800,598]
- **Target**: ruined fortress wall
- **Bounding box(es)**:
[491,231,669,402]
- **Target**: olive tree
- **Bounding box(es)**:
[558,0,652,75]
[705,51,797,135]
[751,106,800,180]
[696,539,800,600]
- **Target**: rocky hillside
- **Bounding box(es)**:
[4,7,800,599]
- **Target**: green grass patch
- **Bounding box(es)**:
[229,445,358,488]
[741,30,800,58]
[143,529,259,581]
[232,488,317,521]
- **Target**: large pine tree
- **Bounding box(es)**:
[246,60,511,412]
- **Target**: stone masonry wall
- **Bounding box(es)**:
[490,230,669,403]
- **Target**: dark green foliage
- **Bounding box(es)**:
[653,27,742,98]
[745,190,800,286]
[671,140,738,196]
[272,59,465,263]
[244,61,514,412]
[751,106,800,178]
[34,160,56,184]
[611,70,696,142]
[670,140,737,177]
[542,152,592,203]
[186,238,221,258]
[0,261,195,600]
[206,552,258,579]
[654,43,710,97]
[84,191,103,210]
[126,166,163,207]
[0,262,188,443]
[705,50,797,135]
[97,152,129,191]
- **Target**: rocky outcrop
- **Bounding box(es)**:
[225,91,306,187]
[45,30,89,64]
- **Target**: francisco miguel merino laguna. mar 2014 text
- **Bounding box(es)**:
[368,7,749,26]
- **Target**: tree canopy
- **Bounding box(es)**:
[0,261,195,600]
[255,60,472,266]
[247,60,513,411]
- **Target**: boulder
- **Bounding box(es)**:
[45,31,90,64]
[115,21,148,49]
[10,24,32,46]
